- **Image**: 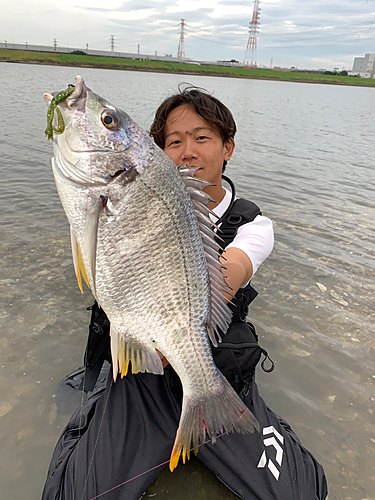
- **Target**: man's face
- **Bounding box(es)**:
[163,105,234,187]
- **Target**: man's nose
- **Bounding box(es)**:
[182,141,197,161]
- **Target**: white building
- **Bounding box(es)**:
[350,54,375,78]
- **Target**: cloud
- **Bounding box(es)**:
[209,4,253,19]
[107,9,158,22]
[1,0,374,69]
[79,0,165,12]
[166,0,216,14]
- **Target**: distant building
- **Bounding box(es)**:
[350,54,375,78]
[272,66,290,72]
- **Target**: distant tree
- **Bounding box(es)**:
[339,70,348,76]
[70,50,86,56]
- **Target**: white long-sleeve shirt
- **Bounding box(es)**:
[210,188,274,280]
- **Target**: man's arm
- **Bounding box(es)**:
[220,247,253,302]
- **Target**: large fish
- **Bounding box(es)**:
[43,76,259,470]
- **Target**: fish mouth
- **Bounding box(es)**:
[70,76,87,100]
[43,75,87,108]
[62,76,88,110]
[49,76,130,185]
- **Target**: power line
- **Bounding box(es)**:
[58,7,375,58]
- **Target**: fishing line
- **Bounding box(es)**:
[72,216,226,499]
[74,215,227,498]
[59,86,237,499]
[72,89,111,495]
[80,378,114,500]
[73,90,96,494]
[72,93,188,499]
[86,404,258,500]
[86,430,230,500]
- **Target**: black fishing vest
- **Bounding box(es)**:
[211,198,274,395]
[83,198,274,394]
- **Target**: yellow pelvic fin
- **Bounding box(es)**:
[77,248,90,292]
[70,227,90,293]
[110,326,119,382]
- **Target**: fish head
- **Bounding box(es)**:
[44,75,154,187]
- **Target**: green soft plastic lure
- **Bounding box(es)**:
[45,85,75,141]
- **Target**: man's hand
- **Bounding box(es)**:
[220,247,253,302]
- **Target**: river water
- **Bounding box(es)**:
[0,62,374,500]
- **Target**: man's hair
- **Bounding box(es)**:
[149,85,236,171]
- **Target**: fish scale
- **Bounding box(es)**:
[44,75,259,471]
[97,175,208,337]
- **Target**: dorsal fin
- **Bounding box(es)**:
[179,165,232,346]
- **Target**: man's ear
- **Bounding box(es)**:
[224,138,235,161]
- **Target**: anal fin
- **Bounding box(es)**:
[110,326,164,382]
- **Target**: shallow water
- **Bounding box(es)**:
[0,62,374,500]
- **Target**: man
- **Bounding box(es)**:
[42,86,328,500]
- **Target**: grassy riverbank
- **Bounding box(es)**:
[1,48,374,87]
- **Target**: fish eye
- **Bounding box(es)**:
[101,110,119,130]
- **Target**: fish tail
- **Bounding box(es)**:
[169,378,259,471]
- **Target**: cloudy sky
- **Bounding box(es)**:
[1,0,375,69]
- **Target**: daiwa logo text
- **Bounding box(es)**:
[257,426,284,480]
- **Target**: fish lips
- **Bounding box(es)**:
[43,75,88,110]
[60,75,88,111]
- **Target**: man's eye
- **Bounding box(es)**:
[197,136,208,140]
[169,140,181,146]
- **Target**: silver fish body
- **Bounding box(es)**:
[44,76,259,470]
